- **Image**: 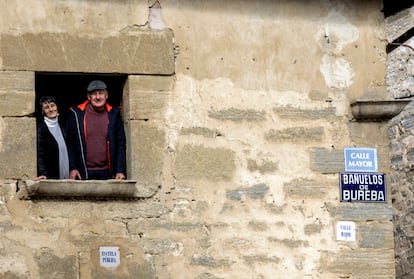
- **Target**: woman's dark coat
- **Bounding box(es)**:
[36,116,68,179]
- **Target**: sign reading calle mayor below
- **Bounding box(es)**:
[339,172,386,203]
[336,221,356,241]
[344,147,378,172]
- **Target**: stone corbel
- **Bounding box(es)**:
[17,179,159,200]
[350,99,412,121]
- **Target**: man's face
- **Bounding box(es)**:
[88,89,108,111]
[41,102,58,119]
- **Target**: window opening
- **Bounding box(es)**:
[34,72,128,181]
[382,1,414,18]
[35,73,127,119]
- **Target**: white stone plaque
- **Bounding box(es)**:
[336,221,356,241]
[99,246,120,268]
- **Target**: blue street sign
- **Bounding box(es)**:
[339,172,386,203]
[344,147,377,172]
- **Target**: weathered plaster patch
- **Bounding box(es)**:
[315,11,360,54]
[149,7,167,30]
[0,254,29,276]
[320,55,354,90]
[316,10,358,90]
[144,239,184,256]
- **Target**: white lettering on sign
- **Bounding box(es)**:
[342,173,383,185]
[99,246,120,268]
[347,160,372,168]
[350,152,370,159]
[336,221,356,241]
[342,189,385,201]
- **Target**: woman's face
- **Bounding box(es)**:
[41,102,58,119]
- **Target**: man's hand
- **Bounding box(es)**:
[115,173,126,180]
[70,170,82,180]
[34,175,47,180]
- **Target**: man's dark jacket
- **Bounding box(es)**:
[66,100,126,179]
[37,116,68,179]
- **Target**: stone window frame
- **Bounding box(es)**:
[0,30,175,199]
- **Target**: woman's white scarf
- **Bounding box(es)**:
[44,116,69,179]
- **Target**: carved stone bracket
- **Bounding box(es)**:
[350,99,412,121]
[17,179,160,200]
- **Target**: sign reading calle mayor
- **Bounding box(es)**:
[344,147,378,172]
[339,172,386,203]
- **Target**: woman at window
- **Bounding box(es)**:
[36,96,69,180]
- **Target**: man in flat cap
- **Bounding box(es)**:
[66,80,126,180]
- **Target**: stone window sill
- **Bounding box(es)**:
[17,179,159,200]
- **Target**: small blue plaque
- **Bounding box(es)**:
[344,147,377,172]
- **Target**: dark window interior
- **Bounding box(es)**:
[35,73,127,119]
[382,1,414,17]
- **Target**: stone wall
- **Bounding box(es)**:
[0,1,396,278]
[389,103,414,278]
[386,6,414,279]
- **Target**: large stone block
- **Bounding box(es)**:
[125,120,166,183]
[0,70,34,91]
[0,91,34,117]
[326,203,393,221]
[208,108,266,122]
[323,249,395,277]
[124,75,173,121]
[348,122,391,172]
[309,147,344,173]
[175,144,235,182]
[265,127,324,142]
[0,71,35,116]
[127,75,175,92]
[36,249,77,279]
[359,222,394,249]
[0,117,36,179]
[1,31,174,75]
[283,178,328,198]
[273,105,336,120]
